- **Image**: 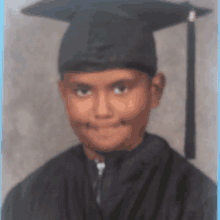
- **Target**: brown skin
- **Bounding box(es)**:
[59,68,165,162]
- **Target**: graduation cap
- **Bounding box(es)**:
[21,0,212,159]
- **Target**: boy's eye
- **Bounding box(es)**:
[113,86,128,94]
[76,88,91,97]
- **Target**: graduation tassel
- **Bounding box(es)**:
[184,10,196,159]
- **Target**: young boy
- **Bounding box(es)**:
[2,1,217,220]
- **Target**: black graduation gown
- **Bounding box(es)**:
[1,133,217,220]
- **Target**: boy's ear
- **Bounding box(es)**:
[150,72,166,108]
[58,80,66,100]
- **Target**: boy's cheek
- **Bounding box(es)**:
[66,96,92,117]
[113,100,149,121]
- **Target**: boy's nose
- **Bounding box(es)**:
[94,92,113,119]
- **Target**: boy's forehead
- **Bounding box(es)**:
[65,69,144,84]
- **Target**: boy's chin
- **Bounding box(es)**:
[80,127,131,152]
[76,124,145,152]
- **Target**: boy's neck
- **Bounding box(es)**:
[82,137,144,163]
[83,145,105,163]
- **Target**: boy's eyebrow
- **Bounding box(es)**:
[110,79,134,87]
[69,78,135,88]
[72,83,92,89]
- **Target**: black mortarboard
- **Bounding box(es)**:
[21,0,212,159]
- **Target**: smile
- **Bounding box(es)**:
[86,121,120,129]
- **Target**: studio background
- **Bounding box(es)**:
[2,0,218,202]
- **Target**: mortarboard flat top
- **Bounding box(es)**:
[21,0,211,30]
[21,0,212,159]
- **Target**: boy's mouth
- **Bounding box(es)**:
[86,121,121,129]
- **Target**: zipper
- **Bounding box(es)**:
[95,160,106,205]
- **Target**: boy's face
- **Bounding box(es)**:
[59,69,165,152]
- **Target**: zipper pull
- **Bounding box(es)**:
[95,160,106,205]
[96,162,106,176]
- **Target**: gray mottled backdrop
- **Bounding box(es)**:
[2,0,218,202]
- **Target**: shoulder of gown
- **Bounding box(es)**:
[158,136,217,219]
[1,144,84,220]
